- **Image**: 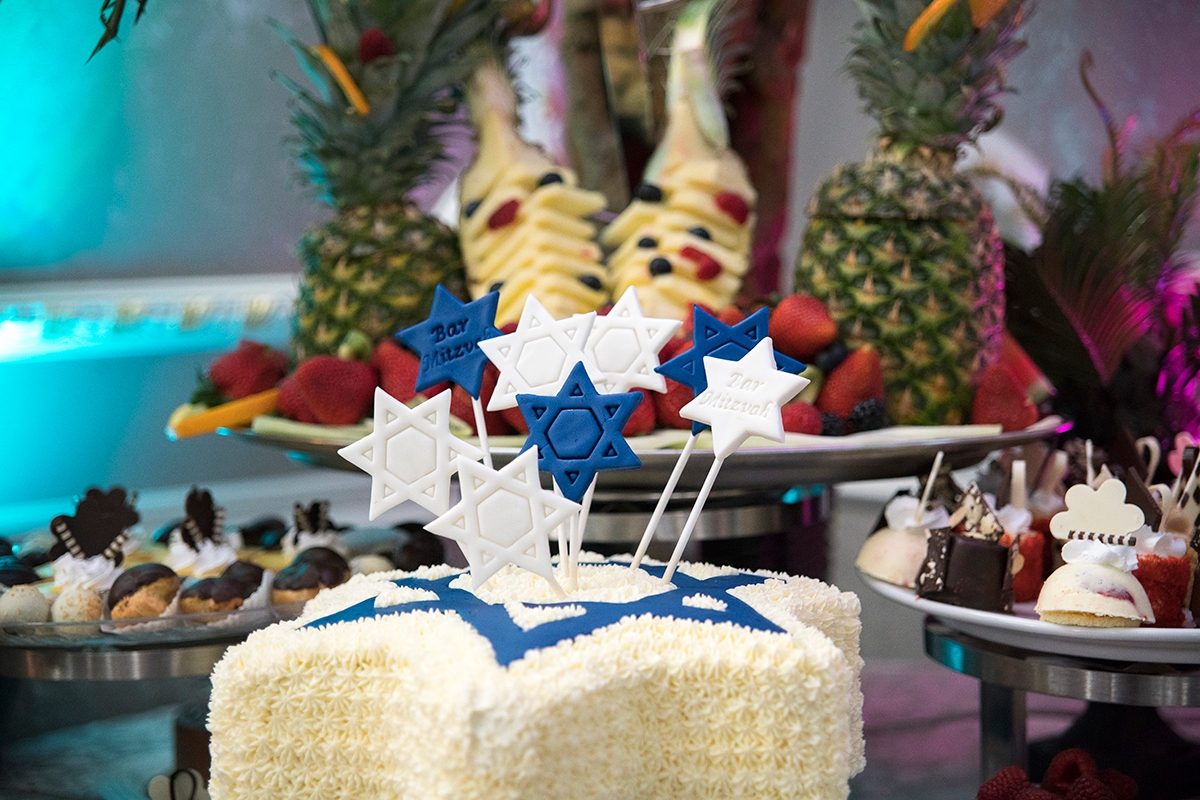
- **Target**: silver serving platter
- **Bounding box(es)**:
[220,420,1071,491]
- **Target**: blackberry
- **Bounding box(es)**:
[814,342,850,375]
[648,257,672,276]
[637,236,658,248]
[633,183,663,202]
[536,172,564,186]
[821,412,845,437]
[463,199,481,218]
[687,226,712,241]
[847,397,888,432]
[579,274,602,290]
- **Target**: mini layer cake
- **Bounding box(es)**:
[916,484,1014,613]
[209,560,865,800]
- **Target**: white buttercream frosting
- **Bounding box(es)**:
[51,553,122,593]
[208,561,865,799]
[164,536,239,578]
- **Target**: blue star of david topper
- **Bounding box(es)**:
[395,285,501,398]
[656,306,805,434]
[516,361,642,502]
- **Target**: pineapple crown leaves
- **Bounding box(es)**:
[272,0,507,208]
[847,0,1028,153]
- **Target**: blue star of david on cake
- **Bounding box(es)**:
[656,307,804,435]
[516,361,642,503]
[338,389,483,519]
[395,285,500,398]
[306,566,785,667]
[425,448,578,591]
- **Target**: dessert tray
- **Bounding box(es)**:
[860,573,1200,665]
[0,600,304,651]
[222,417,1070,491]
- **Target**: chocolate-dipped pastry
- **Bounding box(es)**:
[272,556,348,604]
[238,516,287,550]
[393,523,445,571]
[17,549,50,568]
[916,528,1015,613]
[181,487,226,549]
[221,560,265,589]
[51,487,140,561]
[108,563,181,620]
[295,547,350,582]
[152,518,184,545]
[0,556,40,586]
[179,577,254,615]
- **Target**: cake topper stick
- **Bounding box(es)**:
[396,287,502,469]
[1085,440,1095,487]
[631,306,803,572]
[1011,460,1027,512]
[913,451,945,527]
[570,477,599,584]
[551,477,571,579]
[661,338,808,583]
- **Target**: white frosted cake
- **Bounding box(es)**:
[209,559,865,799]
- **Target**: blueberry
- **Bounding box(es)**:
[688,226,712,241]
[463,199,481,218]
[489,282,504,294]
[634,184,664,202]
[814,342,850,375]
[649,257,672,276]
[537,172,564,186]
[637,236,658,248]
[579,274,603,290]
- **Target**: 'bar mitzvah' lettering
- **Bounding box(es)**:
[692,372,774,418]
[422,318,477,369]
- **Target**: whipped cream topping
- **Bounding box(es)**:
[164,537,238,578]
[1061,539,1139,572]
[282,529,346,559]
[1135,529,1190,558]
[51,553,122,593]
[883,495,950,533]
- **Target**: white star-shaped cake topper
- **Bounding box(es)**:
[479,294,601,410]
[426,447,579,593]
[338,388,483,519]
[584,287,682,394]
[680,338,809,460]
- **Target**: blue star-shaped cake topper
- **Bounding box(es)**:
[516,361,642,502]
[395,285,501,398]
[306,565,784,667]
[656,306,805,434]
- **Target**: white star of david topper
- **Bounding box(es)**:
[426,447,578,593]
[680,337,809,460]
[583,287,682,394]
[338,388,483,519]
[479,294,602,410]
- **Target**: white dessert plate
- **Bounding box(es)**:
[221,417,1070,491]
[860,572,1200,665]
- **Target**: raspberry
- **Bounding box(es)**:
[1064,776,1115,800]
[977,765,1029,800]
[1097,768,1138,800]
[487,199,520,230]
[847,397,889,432]
[1042,749,1099,795]
[1015,788,1060,800]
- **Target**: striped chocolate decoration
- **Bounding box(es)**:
[1066,529,1137,547]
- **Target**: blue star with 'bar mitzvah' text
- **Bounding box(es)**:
[517,362,642,502]
[396,285,500,398]
[656,306,804,434]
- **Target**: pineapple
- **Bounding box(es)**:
[794,0,1027,425]
[277,0,503,361]
[602,0,755,322]
[458,54,610,326]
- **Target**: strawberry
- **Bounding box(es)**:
[207,340,289,400]
[781,401,823,435]
[816,346,884,419]
[716,305,744,326]
[972,362,1039,432]
[654,379,694,429]
[477,364,513,435]
[371,339,448,403]
[1097,768,1138,800]
[502,405,530,434]
[1065,776,1115,800]
[680,304,716,338]
[1000,330,1054,405]
[769,294,839,362]
[977,766,1030,800]
[622,389,655,436]
[1042,749,1099,795]
[290,356,377,426]
[277,374,317,424]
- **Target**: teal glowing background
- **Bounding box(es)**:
[0,2,124,267]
